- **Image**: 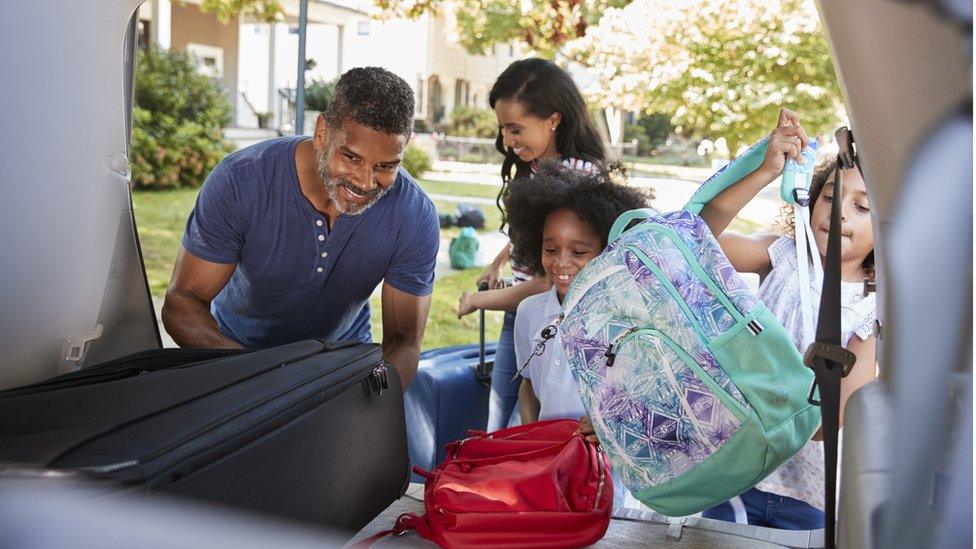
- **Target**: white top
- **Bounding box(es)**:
[514,287,586,422]
[754,236,877,510]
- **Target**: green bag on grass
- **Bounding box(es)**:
[449,227,479,270]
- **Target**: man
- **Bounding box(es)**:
[162,67,438,390]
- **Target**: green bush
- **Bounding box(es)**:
[304,78,336,113]
[624,113,675,155]
[130,46,234,189]
[402,144,433,177]
[413,118,432,134]
[448,106,497,138]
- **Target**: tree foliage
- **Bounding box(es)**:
[196,0,283,24]
[448,106,498,138]
[304,78,337,112]
[573,0,843,154]
[372,0,632,59]
[131,46,234,189]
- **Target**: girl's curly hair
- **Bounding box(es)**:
[504,160,652,277]
[774,158,876,280]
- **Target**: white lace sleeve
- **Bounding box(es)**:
[766,236,797,270]
[850,293,878,341]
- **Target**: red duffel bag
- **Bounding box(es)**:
[364,419,613,548]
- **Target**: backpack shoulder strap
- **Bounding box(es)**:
[683,138,769,215]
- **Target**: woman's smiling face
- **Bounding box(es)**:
[541,209,603,301]
[493,98,561,163]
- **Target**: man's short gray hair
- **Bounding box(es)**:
[324,67,415,136]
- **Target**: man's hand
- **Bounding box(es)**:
[162,247,242,349]
[380,283,432,391]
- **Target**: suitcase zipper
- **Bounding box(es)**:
[367,363,391,395]
[59,345,383,475]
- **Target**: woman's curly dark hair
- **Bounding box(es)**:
[775,158,875,280]
[504,160,652,277]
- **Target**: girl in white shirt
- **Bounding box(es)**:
[698,109,878,529]
[502,162,651,423]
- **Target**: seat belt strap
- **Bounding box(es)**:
[804,131,860,548]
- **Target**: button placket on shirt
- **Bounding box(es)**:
[314,217,329,276]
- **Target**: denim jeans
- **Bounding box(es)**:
[487,311,521,431]
[702,487,825,530]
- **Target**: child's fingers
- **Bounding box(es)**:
[774,125,811,150]
[772,134,803,163]
[778,108,800,128]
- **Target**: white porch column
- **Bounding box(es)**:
[604,106,624,145]
[335,24,344,76]
[267,22,278,127]
[151,0,171,49]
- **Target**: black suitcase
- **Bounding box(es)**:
[0,339,409,533]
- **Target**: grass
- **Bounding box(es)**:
[369,268,507,351]
[418,179,501,199]
[132,188,200,297]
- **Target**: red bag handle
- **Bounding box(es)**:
[349,512,429,548]
[448,433,585,468]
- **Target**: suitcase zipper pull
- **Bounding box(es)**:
[368,365,389,396]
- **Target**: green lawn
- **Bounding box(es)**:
[369,268,507,351]
[418,179,501,200]
[132,188,200,297]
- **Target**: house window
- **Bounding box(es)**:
[416,76,425,115]
[429,76,444,122]
[186,43,224,78]
[137,19,151,50]
[454,79,470,108]
[357,21,370,35]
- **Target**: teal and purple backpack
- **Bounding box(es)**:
[558,139,821,516]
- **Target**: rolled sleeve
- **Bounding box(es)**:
[384,198,439,296]
[181,162,246,264]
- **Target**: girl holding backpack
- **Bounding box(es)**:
[502,160,650,507]
[456,58,610,432]
[698,109,878,529]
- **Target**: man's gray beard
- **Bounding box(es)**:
[316,147,388,215]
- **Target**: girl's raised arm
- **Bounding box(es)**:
[698,109,809,275]
[699,109,810,238]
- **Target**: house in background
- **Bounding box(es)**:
[136,0,522,138]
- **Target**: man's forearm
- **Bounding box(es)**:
[162,291,243,349]
[382,335,421,391]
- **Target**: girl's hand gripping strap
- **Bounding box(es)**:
[783,140,820,345]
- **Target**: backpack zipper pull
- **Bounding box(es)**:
[605,327,638,367]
